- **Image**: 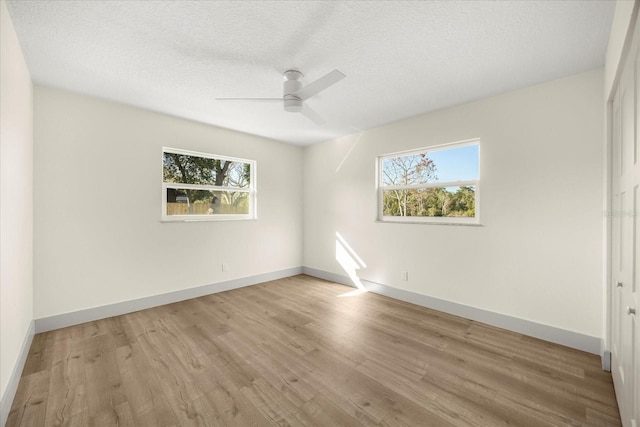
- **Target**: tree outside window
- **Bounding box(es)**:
[379,141,479,224]
[162,148,255,221]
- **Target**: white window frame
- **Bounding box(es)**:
[377,139,480,225]
[162,147,257,222]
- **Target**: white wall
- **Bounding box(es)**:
[303,69,604,339]
[0,0,34,415]
[33,86,302,319]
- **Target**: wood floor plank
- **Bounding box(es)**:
[294,349,391,424]
[106,316,138,349]
[50,323,84,343]
[48,338,85,391]
[240,377,300,425]
[20,333,54,377]
[202,383,272,426]
[43,337,87,426]
[89,401,136,427]
[115,342,181,425]
[83,334,126,418]
[7,275,622,427]
[357,353,489,426]
[6,370,50,427]
[43,384,88,427]
[284,393,363,427]
[217,330,317,407]
[193,330,263,390]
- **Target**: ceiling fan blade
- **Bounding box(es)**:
[293,70,345,101]
[300,104,325,126]
[216,98,282,102]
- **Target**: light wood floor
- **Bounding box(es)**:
[8,275,621,426]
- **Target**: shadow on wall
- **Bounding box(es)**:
[335,128,364,172]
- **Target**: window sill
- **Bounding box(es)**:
[161,217,257,223]
[375,220,484,227]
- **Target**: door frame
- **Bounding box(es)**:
[604,2,640,372]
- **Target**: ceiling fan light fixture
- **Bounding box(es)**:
[283,70,303,112]
[283,95,303,112]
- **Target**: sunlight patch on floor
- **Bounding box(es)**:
[335,231,367,297]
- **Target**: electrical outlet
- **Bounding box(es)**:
[222,263,228,272]
[401,271,408,281]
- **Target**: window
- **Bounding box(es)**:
[162,147,256,221]
[378,139,480,224]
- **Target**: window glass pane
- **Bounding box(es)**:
[215,191,250,215]
[225,162,251,188]
[166,188,250,216]
[428,144,479,182]
[382,143,478,186]
[382,153,437,186]
[163,152,250,188]
[382,185,475,218]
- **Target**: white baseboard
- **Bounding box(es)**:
[601,340,612,371]
[303,267,602,356]
[1,320,35,427]
[32,265,604,359]
[35,267,302,333]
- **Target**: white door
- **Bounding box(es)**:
[611,11,640,427]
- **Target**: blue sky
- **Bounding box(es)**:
[429,144,479,182]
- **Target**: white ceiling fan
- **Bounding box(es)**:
[216,69,345,125]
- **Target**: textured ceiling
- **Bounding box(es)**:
[6,0,615,145]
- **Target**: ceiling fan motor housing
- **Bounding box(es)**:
[283,70,303,112]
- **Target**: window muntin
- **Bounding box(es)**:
[162,147,256,221]
[378,140,479,224]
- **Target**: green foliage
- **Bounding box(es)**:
[163,153,249,187]
[446,186,475,217]
[383,186,475,218]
